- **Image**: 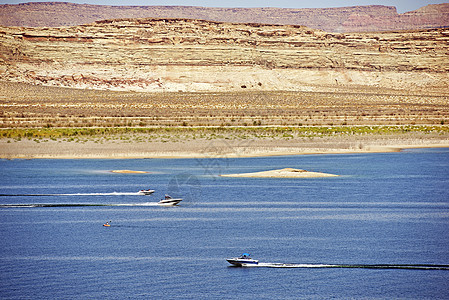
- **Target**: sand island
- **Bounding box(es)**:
[110,170,148,174]
[221,168,338,178]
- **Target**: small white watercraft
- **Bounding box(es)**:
[157,195,182,206]
[138,189,155,195]
[227,253,259,266]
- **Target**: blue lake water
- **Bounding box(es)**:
[0,148,448,299]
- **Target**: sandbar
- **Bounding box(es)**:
[221,168,338,178]
[110,170,148,174]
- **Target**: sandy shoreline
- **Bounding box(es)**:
[1,135,448,159]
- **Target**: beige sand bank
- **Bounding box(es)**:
[0,135,448,159]
[221,168,338,178]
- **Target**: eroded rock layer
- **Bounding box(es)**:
[1,18,448,92]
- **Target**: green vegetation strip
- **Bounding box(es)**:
[1,126,448,140]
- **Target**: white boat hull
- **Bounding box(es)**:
[138,190,155,195]
[157,198,182,206]
[227,258,259,266]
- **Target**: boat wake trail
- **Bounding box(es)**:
[0,202,160,208]
[255,263,449,270]
[0,192,141,197]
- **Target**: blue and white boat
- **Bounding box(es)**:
[227,253,259,266]
[157,194,182,206]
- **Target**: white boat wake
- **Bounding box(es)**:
[57,192,141,196]
[240,263,449,270]
[0,192,142,197]
[0,202,164,208]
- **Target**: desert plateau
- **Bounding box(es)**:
[0,2,448,159]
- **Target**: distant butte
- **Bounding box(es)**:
[0,2,448,32]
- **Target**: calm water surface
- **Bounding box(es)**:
[0,148,448,299]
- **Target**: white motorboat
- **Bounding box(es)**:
[138,189,155,195]
[227,253,259,266]
[157,195,182,206]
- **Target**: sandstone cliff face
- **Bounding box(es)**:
[0,2,448,33]
[0,18,448,92]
